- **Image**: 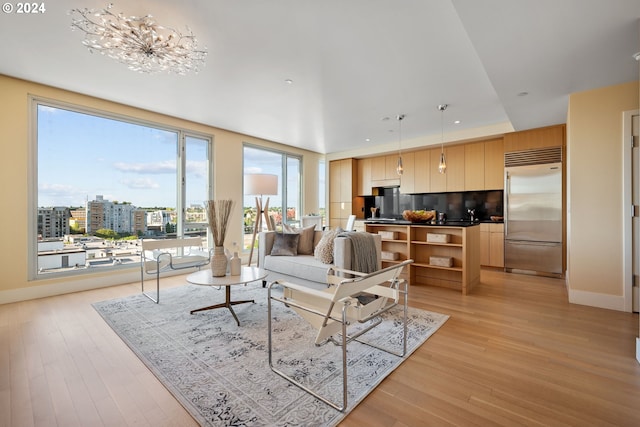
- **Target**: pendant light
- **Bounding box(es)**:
[396,114,405,175]
[438,104,448,174]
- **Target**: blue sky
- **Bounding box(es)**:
[37,104,315,211]
[38,104,200,208]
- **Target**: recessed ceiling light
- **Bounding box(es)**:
[365,138,371,142]
[381,116,390,121]
[454,120,461,124]
[284,79,293,84]
[517,91,529,97]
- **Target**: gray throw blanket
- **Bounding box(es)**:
[337,231,378,274]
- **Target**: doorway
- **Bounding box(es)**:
[625,109,639,312]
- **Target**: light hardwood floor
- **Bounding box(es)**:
[1,269,639,427]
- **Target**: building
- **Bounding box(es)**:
[37,206,71,239]
[86,195,146,235]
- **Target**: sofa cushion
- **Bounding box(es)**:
[271,233,299,256]
[282,224,316,255]
[264,254,330,284]
[314,227,343,264]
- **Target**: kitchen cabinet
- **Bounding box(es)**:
[445,145,465,192]
[464,142,485,191]
[429,147,447,192]
[399,151,415,194]
[480,222,504,267]
[356,158,373,196]
[413,149,430,193]
[371,156,386,181]
[371,154,401,187]
[504,124,565,152]
[329,159,356,229]
[484,138,504,190]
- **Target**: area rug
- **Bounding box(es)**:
[93,283,448,426]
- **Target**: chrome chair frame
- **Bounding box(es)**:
[267,260,412,411]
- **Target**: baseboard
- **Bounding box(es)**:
[567,288,627,312]
[637,338,640,365]
[0,267,199,305]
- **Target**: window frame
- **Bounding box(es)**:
[28,96,214,280]
[242,143,303,243]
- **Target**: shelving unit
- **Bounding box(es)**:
[365,223,481,295]
[364,224,411,282]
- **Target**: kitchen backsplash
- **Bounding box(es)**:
[363,187,503,221]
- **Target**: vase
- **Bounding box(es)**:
[230,251,241,276]
[211,246,228,277]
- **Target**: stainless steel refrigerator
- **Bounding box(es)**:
[504,161,563,276]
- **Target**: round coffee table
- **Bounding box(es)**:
[186,266,268,326]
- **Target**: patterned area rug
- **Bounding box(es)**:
[93,283,448,426]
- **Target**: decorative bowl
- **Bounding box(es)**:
[402,210,436,223]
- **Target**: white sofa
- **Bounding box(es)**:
[258,230,382,289]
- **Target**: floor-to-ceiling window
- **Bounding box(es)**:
[243,144,302,251]
[32,99,212,278]
[318,159,326,227]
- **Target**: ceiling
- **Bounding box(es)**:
[0,0,638,155]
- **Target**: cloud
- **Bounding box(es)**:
[120,178,160,190]
[186,160,207,178]
[113,160,176,174]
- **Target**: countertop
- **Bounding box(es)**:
[364,219,484,227]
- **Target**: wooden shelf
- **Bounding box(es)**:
[366,222,480,294]
[413,262,463,272]
[412,240,462,247]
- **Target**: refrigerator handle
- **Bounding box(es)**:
[504,173,510,236]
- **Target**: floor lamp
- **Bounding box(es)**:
[245,173,278,266]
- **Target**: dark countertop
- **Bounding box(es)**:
[364,219,482,227]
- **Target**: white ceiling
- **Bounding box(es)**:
[0,0,638,154]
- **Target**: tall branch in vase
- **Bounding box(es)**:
[205,199,235,276]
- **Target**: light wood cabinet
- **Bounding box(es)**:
[385,154,399,179]
[356,158,373,196]
[504,124,565,152]
[429,147,447,193]
[464,142,485,191]
[484,138,504,190]
[413,149,430,193]
[371,156,386,181]
[399,151,415,194]
[480,222,504,267]
[445,145,465,192]
[329,159,356,229]
[371,154,401,187]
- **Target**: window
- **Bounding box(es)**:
[318,159,326,227]
[243,145,302,250]
[32,99,212,277]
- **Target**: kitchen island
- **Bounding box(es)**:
[365,220,480,295]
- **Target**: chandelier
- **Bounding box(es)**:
[69,3,207,75]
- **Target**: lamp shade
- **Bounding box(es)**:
[244,174,278,196]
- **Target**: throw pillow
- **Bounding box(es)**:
[271,233,300,256]
[282,224,316,255]
[313,227,343,264]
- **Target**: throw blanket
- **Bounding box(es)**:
[337,231,378,273]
